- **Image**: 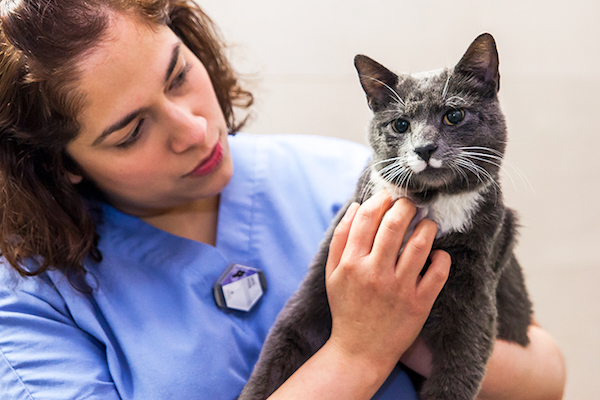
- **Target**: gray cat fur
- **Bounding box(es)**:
[239,33,532,400]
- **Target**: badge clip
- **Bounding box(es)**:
[213,264,267,312]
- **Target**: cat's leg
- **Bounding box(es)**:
[418,261,497,400]
[495,254,532,346]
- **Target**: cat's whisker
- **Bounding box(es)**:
[460,151,503,162]
[372,156,403,169]
[462,153,517,191]
[507,164,535,196]
[445,96,467,109]
[459,146,504,158]
[396,169,412,190]
[358,165,374,185]
[448,162,470,188]
[357,163,382,202]
[364,181,376,203]
[373,159,414,198]
[378,110,404,118]
[441,74,451,100]
[454,159,484,184]
[378,166,400,185]
[363,159,409,201]
[454,157,499,190]
[442,173,453,191]
[359,178,374,203]
[462,158,499,189]
[457,147,512,187]
[397,169,413,194]
[460,147,536,196]
[382,164,405,186]
[375,158,409,187]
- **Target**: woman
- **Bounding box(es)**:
[0,0,565,399]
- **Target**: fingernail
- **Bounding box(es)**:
[398,197,417,213]
[343,202,360,221]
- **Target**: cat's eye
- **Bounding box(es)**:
[444,109,465,125]
[391,118,410,134]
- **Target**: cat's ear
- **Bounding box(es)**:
[454,33,500,95]
[354,55,399,111]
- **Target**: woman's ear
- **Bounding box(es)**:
[63,153,84,184]
[67,171,83,184]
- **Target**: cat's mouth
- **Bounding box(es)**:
[398,165,453,190]
[413,165,451,182]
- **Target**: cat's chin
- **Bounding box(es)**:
[377,182,443,206]
[388,180,463,206]
[372,168,451,205]
[409,168,454,190]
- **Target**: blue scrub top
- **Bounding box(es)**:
[0,133,418,400]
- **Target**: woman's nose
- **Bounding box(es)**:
[167,104,208,153]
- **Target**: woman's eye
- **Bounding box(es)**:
[444,109,465,125]
[169,63,192,91]
[117,119,145,149]
[391,118,410,134]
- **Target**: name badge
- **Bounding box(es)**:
[213,264,267,312]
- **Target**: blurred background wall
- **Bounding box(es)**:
[200,1,599,398]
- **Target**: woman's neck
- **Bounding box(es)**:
[140,195,220,245]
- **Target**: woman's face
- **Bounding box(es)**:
[66,13,233,217]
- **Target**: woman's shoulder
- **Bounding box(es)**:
[0,261,77,321]
[228,132,371,192]
[230,132,371,164]
[218,133,371,270]
[0,262,123,399]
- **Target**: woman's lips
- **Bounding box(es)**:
[186,141,224,177]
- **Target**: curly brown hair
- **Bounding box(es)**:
[0,0,253,290]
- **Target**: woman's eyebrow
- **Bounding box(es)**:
[93,108,145,146]
[164,42,182,84]
[92,42,182,146]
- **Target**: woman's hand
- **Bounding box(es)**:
[325,190,451,378]
[268,191,450,400]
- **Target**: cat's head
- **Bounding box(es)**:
[355,33,507,203]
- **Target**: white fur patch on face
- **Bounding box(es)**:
[429,158,442,168]
[407,155,427,173]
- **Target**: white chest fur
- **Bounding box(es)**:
[423,190,484,236]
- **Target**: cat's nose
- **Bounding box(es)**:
[414,144,438,162]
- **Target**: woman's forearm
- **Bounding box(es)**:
[477,325,566,400]
[267,339,395,400]
[401,323,566,400]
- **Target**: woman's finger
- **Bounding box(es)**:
[370,198,417,270]
[326,202,360,279]
[416,249,451,305]
[344,190,394,258]
[396,218,438,281]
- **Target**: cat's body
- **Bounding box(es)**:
[239,33,532,400]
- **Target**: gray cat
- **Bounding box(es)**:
[240,33,532,400]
